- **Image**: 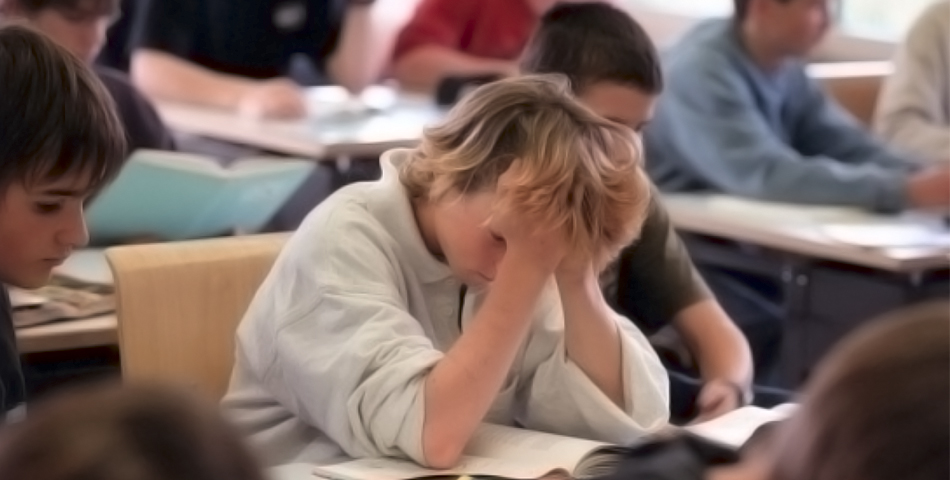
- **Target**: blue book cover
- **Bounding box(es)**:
[86,150,315,244]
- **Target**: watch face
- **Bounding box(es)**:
[273,0,307,32]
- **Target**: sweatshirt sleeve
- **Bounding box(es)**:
[516,288,670,445]
[790,71,917,172]
[874,2,950,163]
[647,53,910,212]
[243,212,443,466]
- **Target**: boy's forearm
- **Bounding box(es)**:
[422,257,549,468]
[326,4,388,93]
[130,49,253,110]
[558,267,626,408]
[673,300,753,391]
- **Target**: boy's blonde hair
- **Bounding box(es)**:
[401,74,651,268]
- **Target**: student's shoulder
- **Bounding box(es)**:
[93,65,149,104]
[281,182,414,292]
[907,1,949,44]
[665,20,738,79]
[290,182,400,259]
[297,182,382,239]
[93,65,132,91]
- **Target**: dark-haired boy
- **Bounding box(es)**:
[521,2,788,423]
[0,24,126,419]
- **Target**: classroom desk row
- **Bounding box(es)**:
[17,192,948,392]
[15,61,921,383]
[155,61,892,161]
[155,85,446,160]
[664,195,949,385]
[16,314,116,355]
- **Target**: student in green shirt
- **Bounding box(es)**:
[520,2,790,423]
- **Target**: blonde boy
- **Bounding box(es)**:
[223,75,669,467]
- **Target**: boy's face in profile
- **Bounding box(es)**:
[0,174,92,289]
[28,4,115,63]
[577,82,657,134]
[754,0,833,58]
[424,190,507,290]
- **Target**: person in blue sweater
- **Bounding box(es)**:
[643,0,950,385]
[645,0,949,212]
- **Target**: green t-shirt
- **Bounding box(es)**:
[604,191,710,334]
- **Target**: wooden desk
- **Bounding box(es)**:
[663,194,949,386]
[16,315,118,354]
[156,86,447,159]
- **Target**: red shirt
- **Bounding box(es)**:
[393,0,536,62]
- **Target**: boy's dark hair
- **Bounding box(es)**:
[0,24,125,195]
[0,0,118,17]
[520,2,663,95]
[733,0,794,21]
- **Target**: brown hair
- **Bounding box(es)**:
[400,74,651,268]
[769,302,950,480]
[0,0,118,18]
[520,2,663,95]
[0,383,266,480]
[0,23,125,195]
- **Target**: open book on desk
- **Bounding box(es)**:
[313,424,625,480]
[312,405,797,480]
[86,149,314,244]
[11,249,115,328]
[683,404,797,449]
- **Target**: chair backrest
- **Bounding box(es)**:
[106,233,288,401]
[808,61,893,126]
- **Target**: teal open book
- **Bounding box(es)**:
[86,149,315,244]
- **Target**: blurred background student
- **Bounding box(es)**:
[129,0,385,119]
[0,383,267,480]
[875,0,950,164]
[0,0,175,152]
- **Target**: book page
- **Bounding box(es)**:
[54,249,112,286]
[229,157,316,176]
[464,424,608,472]
[313,455,566,480]
[312,424,610,480]
[9,288,47,309]
[130,149,224,175]
[821,224,950,248]
[684,404,796,448]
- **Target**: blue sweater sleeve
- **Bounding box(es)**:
[649,54,908,212]
[790,73,918,171]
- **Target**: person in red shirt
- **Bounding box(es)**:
[392,0,611,92]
